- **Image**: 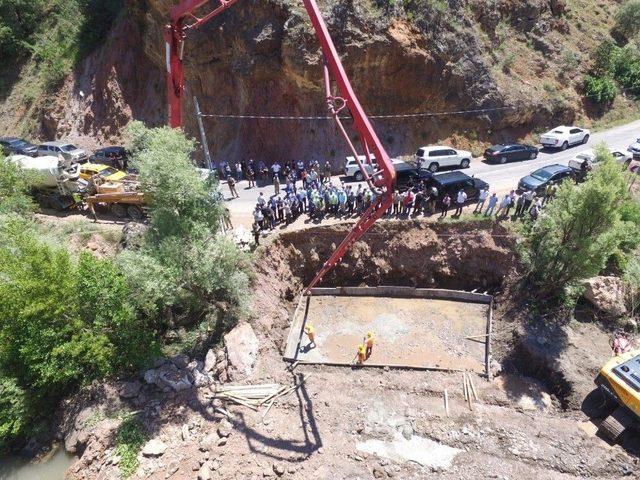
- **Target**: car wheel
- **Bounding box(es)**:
[428,162,439,173]
[500,156,507,164]
[110,203,127,218]
[354,171,364,182]
[582,134,590,145]
[561,141,569,151]
[460,158,470,168]
[530,151,537,160]
[127,205,144,221]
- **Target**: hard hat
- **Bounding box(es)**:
[366,331,373,337]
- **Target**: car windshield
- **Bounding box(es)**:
[531,168,554,181]
[60,144,78,152]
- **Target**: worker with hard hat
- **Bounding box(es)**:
[357,343,367,364]
[304,323,316,348]
[365,331,375,359]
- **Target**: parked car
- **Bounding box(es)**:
[539,126,590,150]
[0,136,38,156]
[90,146,128,170]
[568,148,631,172]
[627,138,640,159]
[484,144,538,164]
[414,146,472,172]
[395,168,434,191]
[37,141,88,162]
[517,164,573,194]
[424,171,489,201]
[343,155,411,181]
[79,163,127,182]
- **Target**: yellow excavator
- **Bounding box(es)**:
[594,344,640,442]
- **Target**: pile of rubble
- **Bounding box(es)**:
[141,322,260,393]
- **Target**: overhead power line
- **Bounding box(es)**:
[199,106,516,121]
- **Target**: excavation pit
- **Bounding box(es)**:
[284,287,493,374]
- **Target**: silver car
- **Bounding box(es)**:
[37,141,88,162]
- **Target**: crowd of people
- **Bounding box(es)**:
[236,158,560,243]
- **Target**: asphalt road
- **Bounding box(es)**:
[224,119,640,226]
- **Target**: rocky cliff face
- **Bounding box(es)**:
[0,0,620,167]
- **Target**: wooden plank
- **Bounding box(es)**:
[485,298,494,382]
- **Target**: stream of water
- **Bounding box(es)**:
[0,449,73,480]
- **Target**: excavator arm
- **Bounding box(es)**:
[165,0,396,291]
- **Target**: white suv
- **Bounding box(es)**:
[343,156,410,181]
[414,146,472,172]
[540,126,590,150]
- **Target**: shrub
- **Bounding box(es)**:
[613,0,640,43]
[584,75,617,104]
[0,377,30,452]
[0,154,36,215]
[114,416,146,478]
[522,145,637,303]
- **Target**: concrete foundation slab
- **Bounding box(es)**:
[284,287,492,373]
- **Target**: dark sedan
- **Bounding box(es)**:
[484,144,538,164]
[0,136,38,156]
[517,164,573,194]
[90,146,129,170]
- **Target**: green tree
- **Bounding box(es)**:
[0,377,30,451]
[121,122,250,329]
[0,218,155,447]
[522,145,639,303]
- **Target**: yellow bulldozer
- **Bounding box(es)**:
[594,346,640,442]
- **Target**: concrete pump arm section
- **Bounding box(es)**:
[164,0,396,290]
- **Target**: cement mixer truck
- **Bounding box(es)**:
[8,154,87,210]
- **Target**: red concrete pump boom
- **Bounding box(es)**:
[164,0,396,291]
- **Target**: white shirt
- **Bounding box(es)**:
[457,191,467,204]
[257,195,266,206]
[271,163,281,173]
[479,189,488,201]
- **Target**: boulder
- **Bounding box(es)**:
[191,370,211,388]
[223,323,259,380]
[142,439,167,457]
[204,349,217,372]
[198,461,213,480]
[118,380,142,399]
[583,276,627,317]
[65,429,89,454]
[170,354,190,369]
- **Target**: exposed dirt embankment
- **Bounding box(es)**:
[1,0,626,166]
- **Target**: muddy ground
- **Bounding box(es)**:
[60,220,639,479]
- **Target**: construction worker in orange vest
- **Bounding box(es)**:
[365,331,375,359]
[304,324,316,348]
[357,343,366,364]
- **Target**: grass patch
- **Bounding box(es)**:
[114,416,146,478]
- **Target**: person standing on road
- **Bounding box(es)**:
[235,162,243,181]
[454,189,467,216]
[227,176,239,198]
[323,161,332,184]
[428,186,438,215]
[522,189,535,213]
[543,183,554,205]
[273,175,280,195]
[474,187,488,213]
[253,205,264,230]
[246,167,255,188]
[505,190,517,217]
[514,194,525,217]
[440,193,451,218]
[484,192,498,216]
[494,194,510,217]
[257,191,266,208]
[271,161,281,180]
